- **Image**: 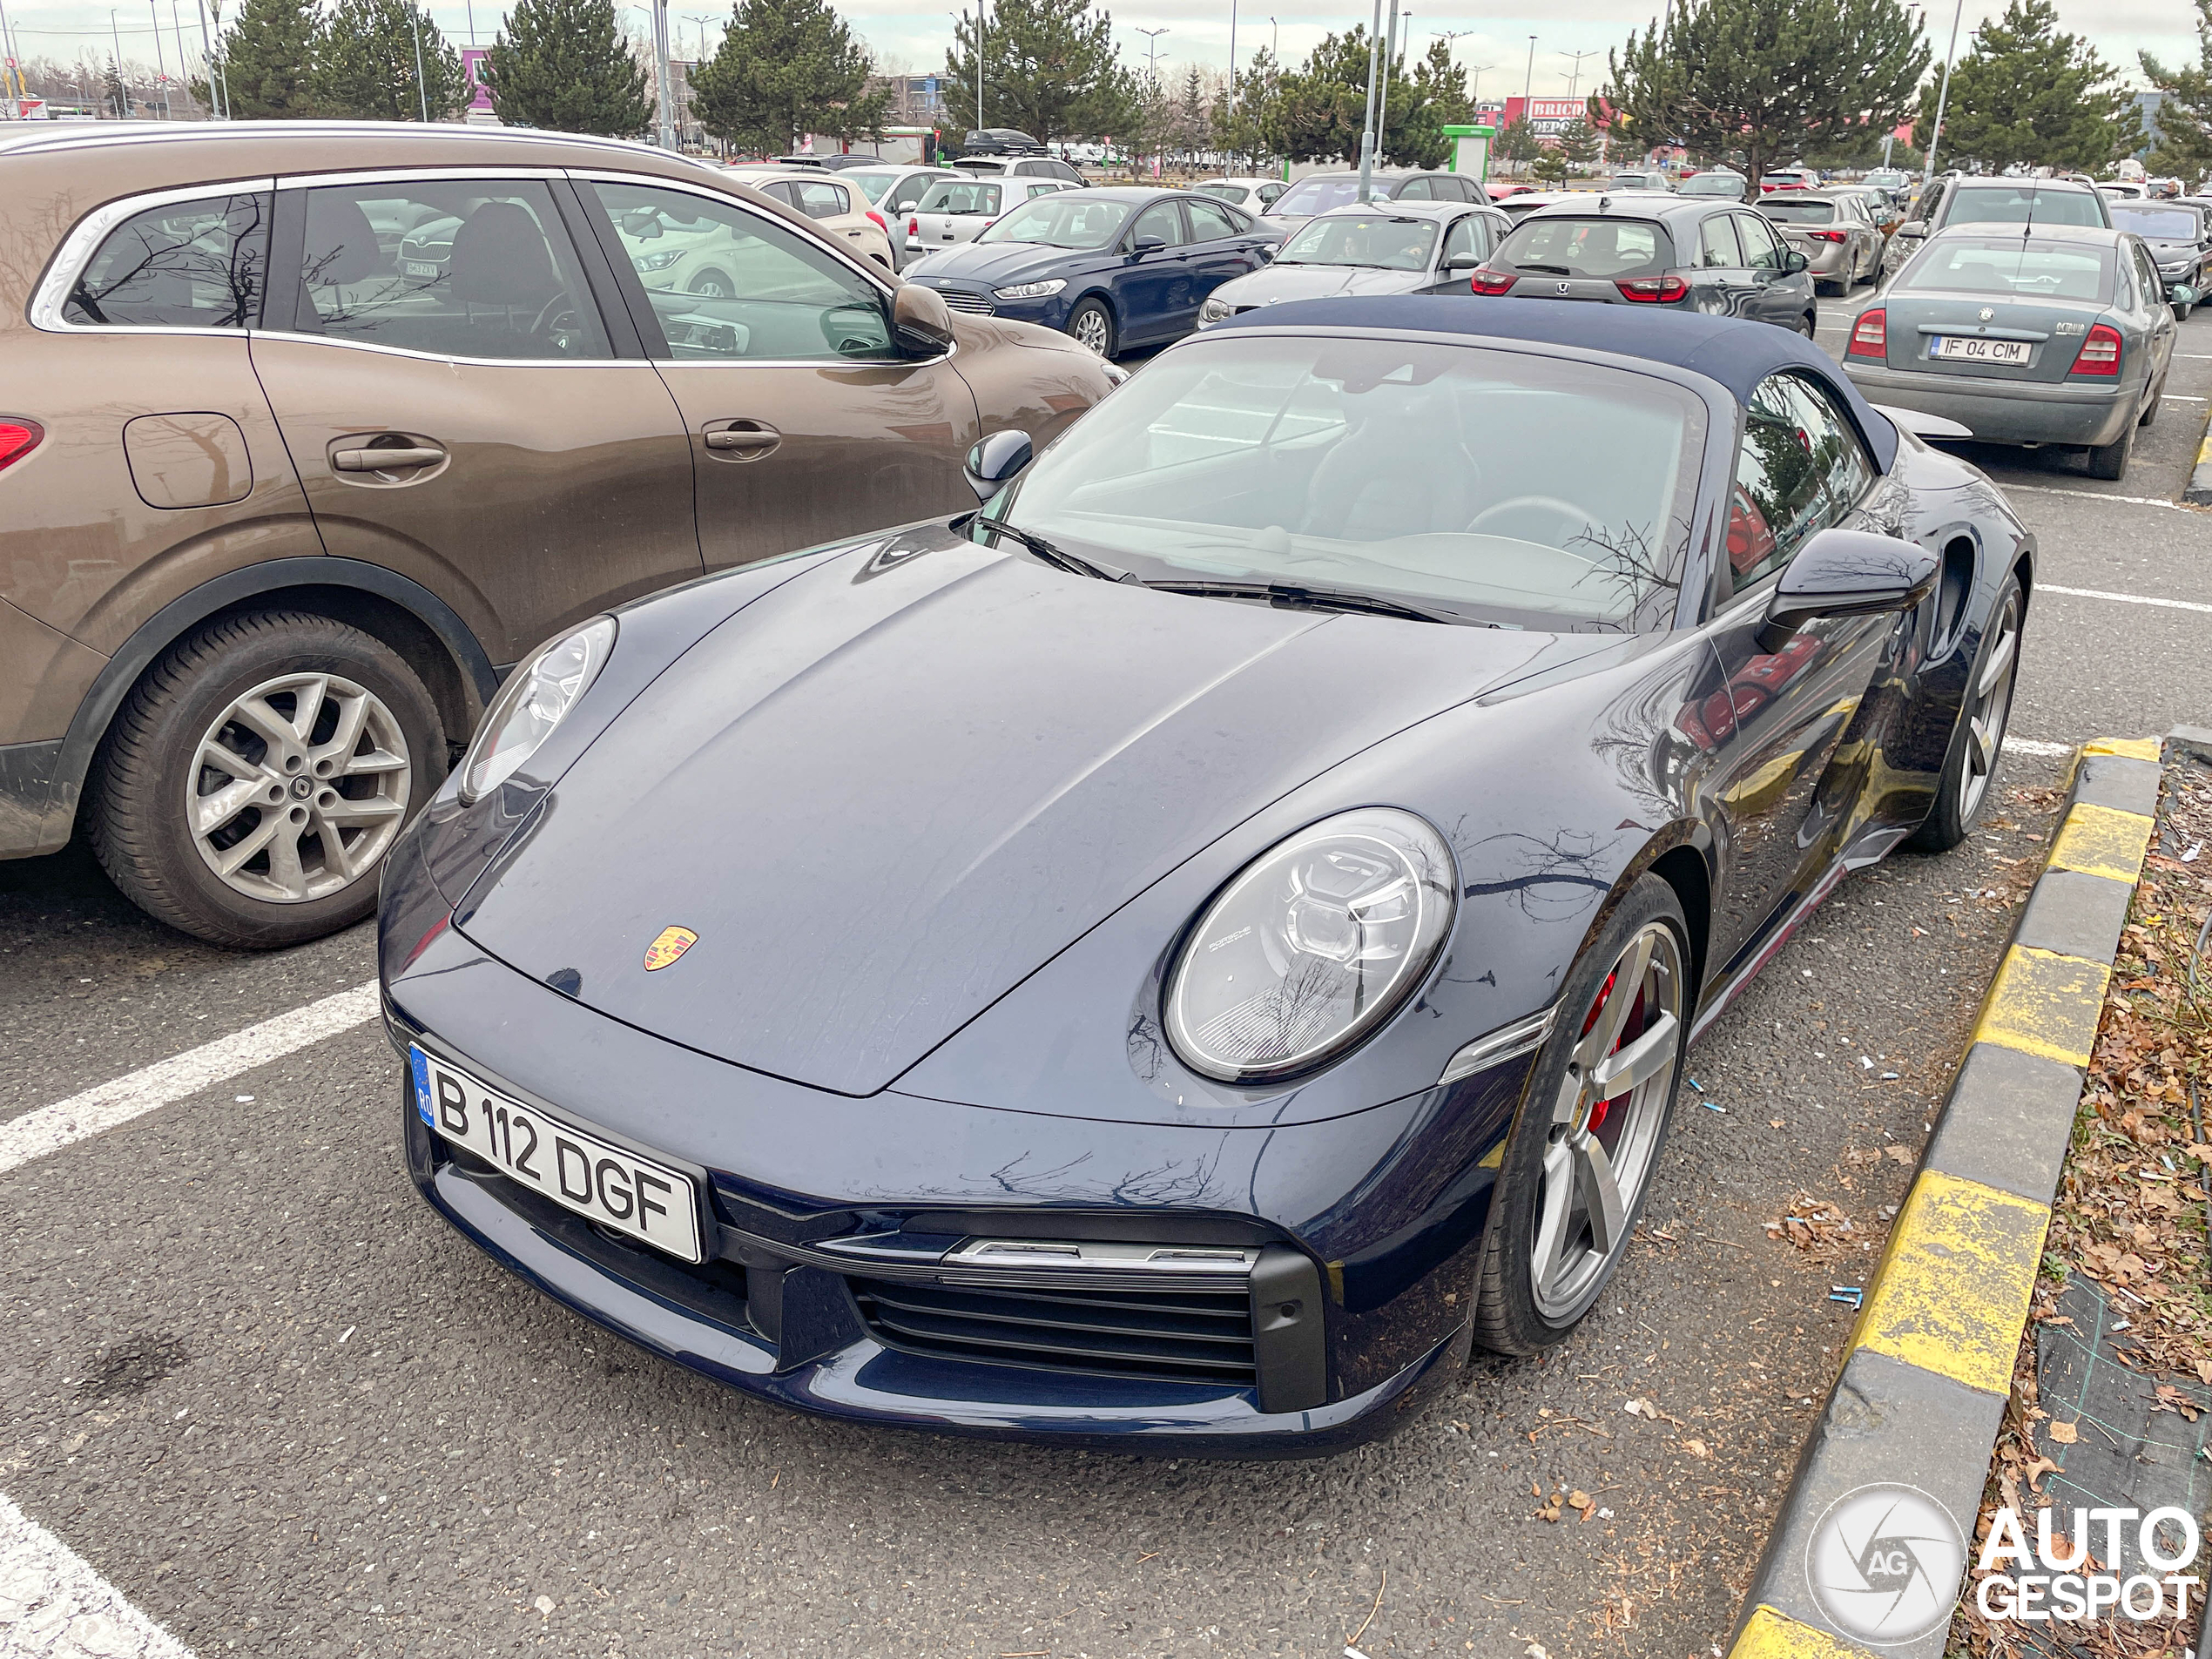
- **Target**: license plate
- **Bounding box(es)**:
[403,259,437,278]
[411,1048,704,1263]
[1932,336,2031,365]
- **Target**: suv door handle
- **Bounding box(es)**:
[334,445,445,471]
[704,422,780,460]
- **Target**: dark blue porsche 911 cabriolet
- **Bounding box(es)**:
[378,300,2032,1455]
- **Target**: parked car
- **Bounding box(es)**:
[1259,170,1490,234]
[0,120,1118,947]
[380,295,2029,1453]
[1194,176,1291,213]
[961,127,1048,157]
[1604,169,1676,192]
[1679,169,1748,201]
[1758,169,1814,192]
[1469,196,1817,333]
[1843,224,2176,481]
[1197,199,1509,324]
[721,166,894,267]
[1825,184,1904,237]
[1884,178,2110,276]
[813,152,887,172]
[1758,189,1885,293]
[2106,199,2212,318]
[1494,189,1579,219]
[1860,168,1913,204]
[904,175,1073,258]
[2097,181,2150,201]
[952,153,1086,185]
[829,164,965,270]
[901,186,1280,358]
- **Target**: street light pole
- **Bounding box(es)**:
[1562,47,1596,99]
[1373,0,1401,158]
[148,0,171,116]
[1226,0,1236,131]
[110,9,127,117]
[0,0,18,121]
[1919,0,1963,195]
[409,2,428,120]
[651,0,674,147]
[1522,34,1534,103]
[1355,0,1381,201]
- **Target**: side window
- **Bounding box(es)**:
[1050,160,1082,184]
[757,181,795,207]
[1729,374,1832,591]
[2114,249,2134,310]
[1186,198,1242,241]
[1778,374,1876,517]
[887,177,932,212]
[1130,202,1186,247]
[1440,213,1483,266]
[1025,181,1063,200]
[64,191,271,328]
[587,179,893,363]
[1735,212,1783,269]
[1697,213,1743,268]
[1258,182,1286,207]
[793,182,850,219]
[1395,178,1434,201]
[295,179,610,361]
[2137,246,2164,309]
[1919,181,1946,226]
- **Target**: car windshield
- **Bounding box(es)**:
[1899,239,2110,301]
[2111,205,2202,240]
[840,170,902,203]
[976,195,1132,247]
[988,334,1702,631]
[1196,182,1248,202]
[1278,212,1439,270]
[1762,199,1838,224]
[1606,175,1658,190]
[1946,186,2106,228]
[1271,176,1372,217]
[919,179,1003,216]
[1496,216,1667,278]
[1864,172,1908,189]
[1681,175,1741,197]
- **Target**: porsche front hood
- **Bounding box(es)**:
[457,533,1578,1096]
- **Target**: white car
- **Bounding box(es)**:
[2097,180,2150,200]
[831,164,966,269]
[1193,176,1290,213]
[904,176,1073,256]
[724,166,896,268]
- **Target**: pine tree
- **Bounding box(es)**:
[1599,0,1927,192]
[1411,38,1471,128]
[2142,0,2212,182]
[479,0,651,135]
[312,0,468,119]
[692,0,886,156]
[212,0,317,118]
[1493,114,1542,174]
[1174,65,1209,160]
[102,57,130,118]
[1554,115,1601,173]
[1255,27,1443,167]
[1208,47,1275,165]
[1920,0,2138,172]
[938,0,1136,146]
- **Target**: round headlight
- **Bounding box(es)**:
[457,617,616,803]
[1164,809,1457,1083]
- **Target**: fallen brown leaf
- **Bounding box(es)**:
[2046,1420,2078,1444]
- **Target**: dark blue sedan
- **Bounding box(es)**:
[900,185,1279,357]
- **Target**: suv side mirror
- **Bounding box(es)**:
[965,428,1034,500]
[892,281,956,356]
[1129,233,1168,256]
[1757,528,1939,652]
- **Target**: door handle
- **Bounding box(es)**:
[334,445,445,471]
[704,422,780,459]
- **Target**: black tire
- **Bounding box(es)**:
[88,610,445,950]
[2140,375,2165,427]
[1795,313,1817,338]
[2084,418,2135,482]
[1909,574,2024,853]
[1066,297,1116,359]
[690,270,732,298]
[2177,300,2194,322]
[1473,874,1691,1355]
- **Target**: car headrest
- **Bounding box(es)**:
[450,200,558,305]
[302,194,380,287]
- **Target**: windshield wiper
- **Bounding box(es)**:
[1514,262,1573,275]
[972,516,1129,582]
[1143,579,1464,624]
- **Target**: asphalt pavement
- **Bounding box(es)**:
[0,290,2205,1659]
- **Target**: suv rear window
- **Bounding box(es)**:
[64,191,271,328]
[1944,185,2106,229]
[1762,199,1838,225]
[1495,216,1667,279]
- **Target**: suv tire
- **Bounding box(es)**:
[89,610,445,949]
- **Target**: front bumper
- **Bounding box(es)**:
[377,830,1520,1455]
[1842,361,2133,448]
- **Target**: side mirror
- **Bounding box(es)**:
[2175,284,2200,307]
[1444,252,1482,271]
[1899,221,1927,239]
[623,210,664,239]
[1256,245,1276,263]
[1757,528,1939,652]
[1129,233,1167,257]
[1781,247,1811,274]
[892,281,956,356]
[965,428,1033,501]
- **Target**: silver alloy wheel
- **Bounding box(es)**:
[186,671,411,904]
[1070,306,1111,355]
[692,274,732,298]
[1958,590,2021,823]
[1531,921,1685,1320]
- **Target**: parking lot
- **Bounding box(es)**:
[3,302,2209,1659]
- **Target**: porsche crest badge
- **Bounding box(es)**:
[643,925,698,972]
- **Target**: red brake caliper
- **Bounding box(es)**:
[1578,968,1637,1135]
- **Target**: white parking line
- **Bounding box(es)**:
[2001,482,2187,510]
[2040,583,2212,616]
[2006,738,2075,757]
[0,1491,196,1656]
[0,982,378,1177]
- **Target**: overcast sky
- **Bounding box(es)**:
[3,0,2191,106]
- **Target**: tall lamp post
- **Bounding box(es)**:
[1919,0,1963,195]
[1562,47,1597,98]
[1355,0,1382,201]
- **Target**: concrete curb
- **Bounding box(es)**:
[1724,736,2167,1659]
[2186,412,2212,507]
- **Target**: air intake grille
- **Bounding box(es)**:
[850,1276,1257,1386]
[935,287,997,314]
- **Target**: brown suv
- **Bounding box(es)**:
[0,122,1116,948]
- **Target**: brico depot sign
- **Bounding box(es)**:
[1480,96,1610,140]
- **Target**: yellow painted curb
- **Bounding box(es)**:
[1851,1169,2050,1397]
[2081,736,2161,762]
[1732,1605,1879,1659]
[1971,945,2112,1067]
[2047,801,2155,884]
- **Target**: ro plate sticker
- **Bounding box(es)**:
[410,1047,434,1126]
